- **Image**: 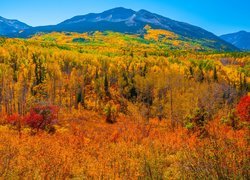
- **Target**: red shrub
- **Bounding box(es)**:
[236,95,250,122]
[24,105,59,132]
[6,113,21,126]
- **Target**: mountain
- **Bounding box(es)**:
[220,31,250,51]
[4,7,238,51]
[0,16,30,36]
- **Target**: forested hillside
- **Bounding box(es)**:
[0,29,249,179]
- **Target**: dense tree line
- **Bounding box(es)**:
[0,34,249,128]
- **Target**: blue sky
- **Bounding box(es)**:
[1,0,249,35]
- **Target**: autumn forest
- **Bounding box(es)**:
[0,27,249,179]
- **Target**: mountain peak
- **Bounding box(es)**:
[221,31,250,51]
[0,16,30,36]
[238,30,248,34]
[137,9,154,14]
[60,7,136,25]
[103,7,135,13]
[100,7,135,19]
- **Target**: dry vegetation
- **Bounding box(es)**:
[0,108,249,179]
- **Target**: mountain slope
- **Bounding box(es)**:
[6,7,238,51]
[0,16,30,36]
[28,30,218,52]
[220,31,250,51]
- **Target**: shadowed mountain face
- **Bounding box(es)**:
[23,7,222,39]
[0,16,30,36]
[1,7,238,51]
[220,31,250,51]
